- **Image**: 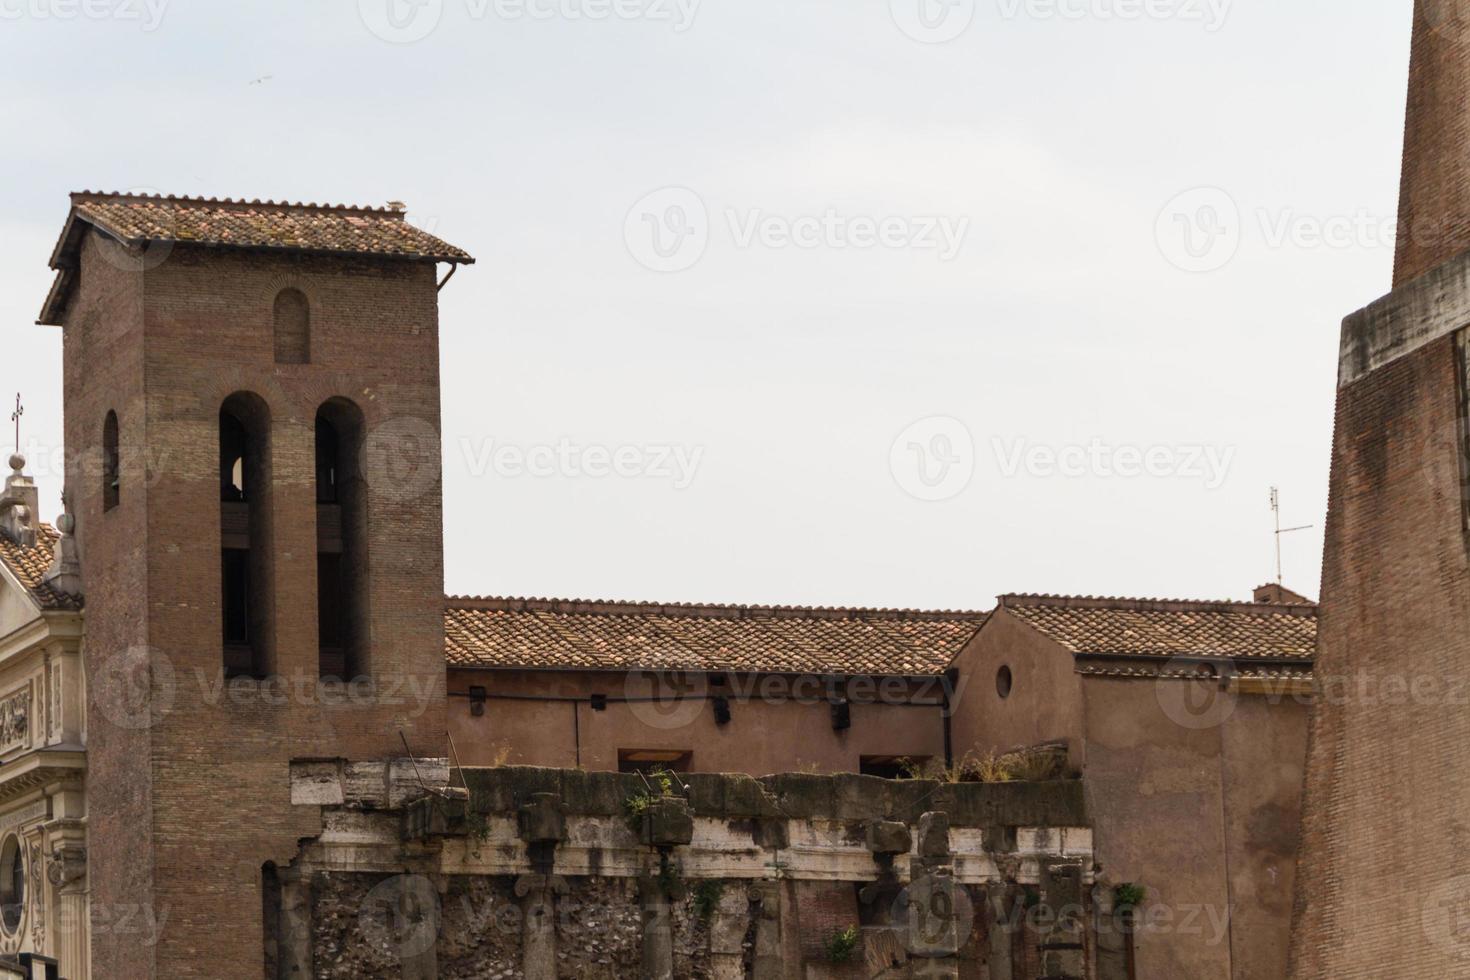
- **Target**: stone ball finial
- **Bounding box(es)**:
[56,513,75,536]
[7,454,23,473]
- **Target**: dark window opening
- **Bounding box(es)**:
[0,836,22,935]
[315,416,340,504]
[220,410,249,502]
[102,410,120,511]
[316,400,367,680]
[860,755,927,780]
[618,749,692,774]
[996,665,1014,699]
[317,552,346,678]
[222,548,251,648]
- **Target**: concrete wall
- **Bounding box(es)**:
[448,667,949,776]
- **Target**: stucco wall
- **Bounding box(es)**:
[1081,677,1235,980]
[948,611,1309,980]
[1219,694,1307,980]
[448,668,949,776]
[946,609,1086,770]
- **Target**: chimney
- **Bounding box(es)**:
[1393,2,1470,287]
[1253,582,1314,605]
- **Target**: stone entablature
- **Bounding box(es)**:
[281,761,1109,979]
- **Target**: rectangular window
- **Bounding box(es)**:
[618,749,692,774]
[860,755,928,780]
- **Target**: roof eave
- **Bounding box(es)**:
[36,214,473,325]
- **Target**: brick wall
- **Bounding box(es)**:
[1289,333,1470,976]
[65,235,450,978]
[1394,1,1470,286]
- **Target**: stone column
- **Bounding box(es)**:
[276,869,313,978]
[516,792,568,979]
[747,880,783,980]
[636,797,693,980]
[639,875,675,980]
[46,845,86,980]
[1037,861,1087,980]
[514,874,567,980]
[707,887,750,980]
[985,884,1014,980]
[907,812,962,979]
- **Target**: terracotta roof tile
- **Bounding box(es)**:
[444,597,988,675]
[0,526,82,611]
[999,594,1317,662]
[40,191,473,324]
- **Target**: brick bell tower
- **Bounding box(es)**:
[1289,4,1470,977]
[39,193,472,979]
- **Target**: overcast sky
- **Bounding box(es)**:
[0,0,1412,609]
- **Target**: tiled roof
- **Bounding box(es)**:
[0,526,82,611]
[998,594,1317,663]
[445,597,989,675]
[40,191,474,325]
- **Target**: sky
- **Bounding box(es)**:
[0,0,1413,609]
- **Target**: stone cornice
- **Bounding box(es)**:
[1340,247,1470,387]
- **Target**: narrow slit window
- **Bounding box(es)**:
[102,410,120,511]
[315,400,367,679]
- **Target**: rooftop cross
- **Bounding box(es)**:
[9,394,20,458]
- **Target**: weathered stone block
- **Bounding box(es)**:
[517,793,566,844]
[918,811,951,864]
[642,799,694,847]
[867,820,911,857]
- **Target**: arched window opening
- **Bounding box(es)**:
[221,393,273,678]
[273,289,310,365]
[102,410,120,511]
[0,836,23,936]
[315,399,368,679]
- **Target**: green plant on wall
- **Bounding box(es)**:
[622,767,677,829]
[692,880,723,922]
[1114,882,1146,914]
[825,925,860,964]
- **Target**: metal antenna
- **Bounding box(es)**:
[1270,487,1313,586]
